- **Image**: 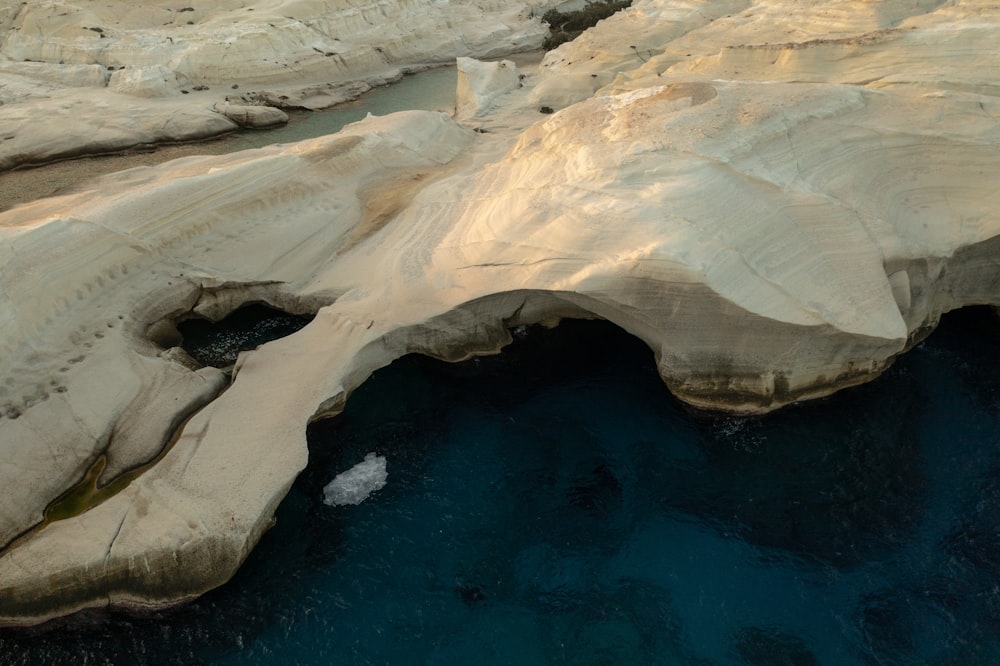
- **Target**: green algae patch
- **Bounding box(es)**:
[38,400,207,529]
[44,455,108,523]
[42,455,139,524]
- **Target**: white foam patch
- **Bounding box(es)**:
[322,453,388,506]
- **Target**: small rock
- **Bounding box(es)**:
[213,102,289,128]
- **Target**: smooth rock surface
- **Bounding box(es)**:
[1,0,999,628]
[0,91,239,170]
[455,56,521,120]
[213,101,289,128]
[107,65,178,97]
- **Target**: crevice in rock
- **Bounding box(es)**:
[0,387,219,557]
[176,303,314,369]
[0,283,326,556]
[143,282,326,372]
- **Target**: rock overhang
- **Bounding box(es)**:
[2,0,1000,628]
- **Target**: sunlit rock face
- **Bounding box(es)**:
[455,56,521,120]
[1,0,1000,628]
[496,80,1000,409]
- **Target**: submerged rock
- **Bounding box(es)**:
[322,453,388,506]
[213,101,289,129]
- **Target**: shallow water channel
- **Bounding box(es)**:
[0,65,457,210]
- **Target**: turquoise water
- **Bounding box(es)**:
[3,309,1000,665]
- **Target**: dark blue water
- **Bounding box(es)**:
[4,309,1000,665]
[177,304,313,368]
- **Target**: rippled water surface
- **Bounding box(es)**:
[3,309,1000,665]
[177,304,314,368]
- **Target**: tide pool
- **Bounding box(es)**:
[3,309,1000,665]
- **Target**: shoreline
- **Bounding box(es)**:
[0,50,549,212]
[0,64,462,211]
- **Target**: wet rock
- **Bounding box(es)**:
[213,101,288,128]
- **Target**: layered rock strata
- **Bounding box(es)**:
[0,0,557,169]
[455,56,521,120]
[1,0,999,627]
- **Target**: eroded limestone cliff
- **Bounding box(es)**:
[1,0,998,626]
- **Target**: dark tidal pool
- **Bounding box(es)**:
[176,304,314,369]
[4,308,1000,665]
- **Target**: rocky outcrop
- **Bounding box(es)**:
[0,60,109,89]
[106,65,178,97]
[213,100,289,128]
[1,0,999,628]
[1,0,552,83]
[455,56,521,120]
[0,92,239,170]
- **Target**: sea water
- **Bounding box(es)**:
[3,309,1000,665]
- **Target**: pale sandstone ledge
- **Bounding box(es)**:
[530,0,1000,108]
[2,0,1000,627]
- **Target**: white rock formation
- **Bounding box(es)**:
[213,100,289,128]
[1,0,999,629]
[455,56,521,120]
[323,453,388,506]
[0,91,239,170]
[107,65,178,97]
[0,60,109,89]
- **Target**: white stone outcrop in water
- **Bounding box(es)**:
[1,0,1000,628]
[213,100,289,128]
[323,453,388,506]
[455,56,521,120]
